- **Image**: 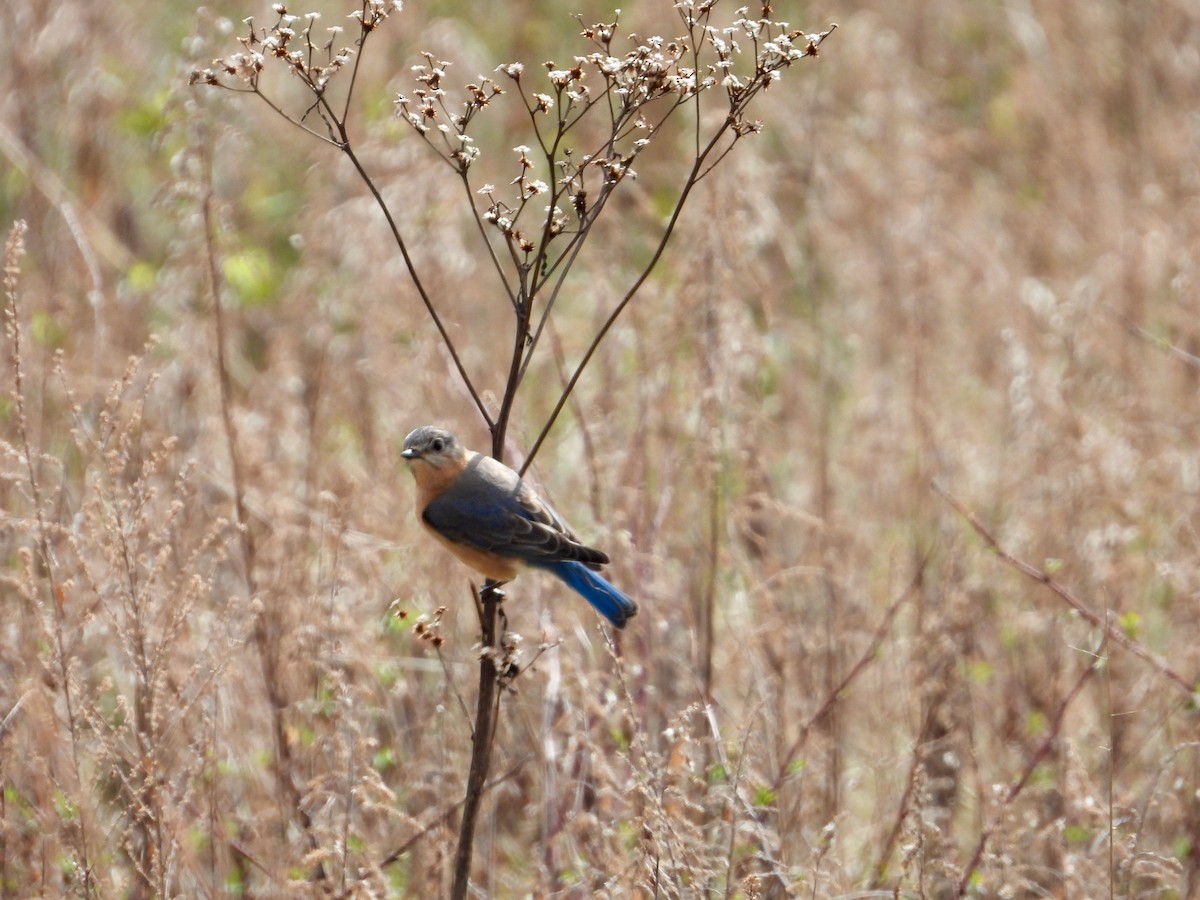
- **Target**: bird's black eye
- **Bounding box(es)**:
[431,437,445,452]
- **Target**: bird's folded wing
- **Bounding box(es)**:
[422,490,609,567]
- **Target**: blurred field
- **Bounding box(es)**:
[2,0,1200,896]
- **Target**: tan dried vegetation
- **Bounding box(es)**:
[1,0,1198,896]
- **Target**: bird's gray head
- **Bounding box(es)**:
[401,426,463,468]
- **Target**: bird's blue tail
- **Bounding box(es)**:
[536,560,638,629]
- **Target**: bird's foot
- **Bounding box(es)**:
[480,580,507,602]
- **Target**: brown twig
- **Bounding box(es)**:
[870,742,924,888]
[4,220,96,896]
[450,582,504,899]
[931,480,1194,695]
[773,557,929,789]
[381,756,527,869]
[199,156,254,598]
[334,136,491,428]
[517,22,839,473]
[1103,302,1200,370]
[956,639,1103,895]
[198,138,326,879]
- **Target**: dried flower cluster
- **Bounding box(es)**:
[390,7,834,260]
[193,0,832,270]
[190,1,404,123]
[412,605,447,648]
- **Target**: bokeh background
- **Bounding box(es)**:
[2,0,1199,895]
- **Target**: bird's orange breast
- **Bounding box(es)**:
[420,520,521,581]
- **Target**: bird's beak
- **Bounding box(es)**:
[401,448,420,460]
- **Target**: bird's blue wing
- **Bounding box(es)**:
[421,456,608,567]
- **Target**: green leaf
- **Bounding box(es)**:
[126,260,158,293]
[1063,824,1090,845]
[372,748,396,771]
[752,785,777,808]
[119,89,170,138]
[222,247,279,307]
[1025,709,1047,737]
[967,660,994,684]
[1119,611,1141,640]
[30,312,68,349]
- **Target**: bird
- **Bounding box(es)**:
[400,425,637,629]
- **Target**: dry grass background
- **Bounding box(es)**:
[2,0,1200,896]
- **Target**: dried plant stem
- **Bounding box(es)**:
[381,757,526,869]
[200,167,254,595]
[721,712,755,900]
[932,481,1194,695]
[518,128,718,475]
[699,279,720,703]
[334,137,490,426]
[4,220,95,896]
[773,559,928,789]
[451,582,503,899]
[1104,302,1200,370]
[956,641,1103,895]
[198,152,324,874]
[870,742,925,888]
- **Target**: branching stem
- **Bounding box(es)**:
[192,9,835,892]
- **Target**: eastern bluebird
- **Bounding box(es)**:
[400,425,638,628]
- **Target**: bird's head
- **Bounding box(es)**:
[401,426,465,471]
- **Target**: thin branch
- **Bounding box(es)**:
[956,641,1103,896]
[340,4,372,122]
[1104,301,1200,370]
[0,689,33,743]
[247,86,342,145]
[334,136,492,426]
[932,480,1194,695]
[450,582,505,900]
[0,122,136,270]
[526,111,571,296]
[513,20,843,470]
[518,123,726,473]
[515,192,611,387]
[870,742,924,889]
[773,557,928,789]
[513,79,552,157]
[696,135,743,182]
[517,96,692,383]
[459,177,517,308]
[380,757,528,868]
[434,638,476,738]
[200,178,255,595]
[4,220,96,896]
